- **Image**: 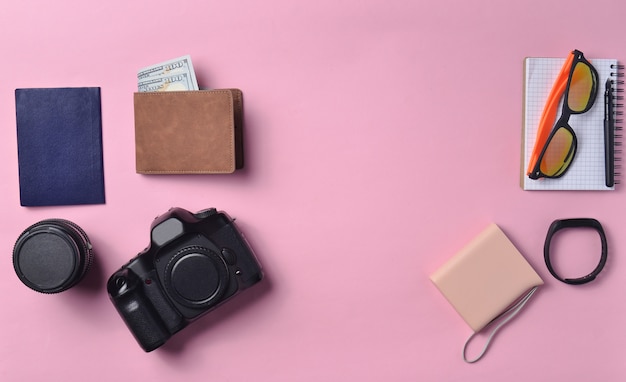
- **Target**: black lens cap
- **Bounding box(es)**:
[13,219,94,294]
[165,246,228,308]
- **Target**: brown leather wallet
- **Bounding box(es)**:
[134,89,243,174]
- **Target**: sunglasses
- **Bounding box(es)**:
[527,50,599,179]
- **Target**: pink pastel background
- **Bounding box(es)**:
[1,0,625,380]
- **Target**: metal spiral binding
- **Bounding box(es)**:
[611,64,624,184]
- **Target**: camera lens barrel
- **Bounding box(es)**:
[13,219,94,294]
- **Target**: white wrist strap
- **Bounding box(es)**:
[462,286,539,363]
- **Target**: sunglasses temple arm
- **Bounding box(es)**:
[526,53,574,175]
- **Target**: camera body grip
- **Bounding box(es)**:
[108,268,184,351]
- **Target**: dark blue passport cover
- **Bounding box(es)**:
[15,87,105,206]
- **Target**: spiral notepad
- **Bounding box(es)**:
[521,56,623,190]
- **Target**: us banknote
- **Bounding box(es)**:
[138,72,197,92]
[137,55,199,92]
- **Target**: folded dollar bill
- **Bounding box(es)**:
[137,55,199,92]
[138,72,198,92]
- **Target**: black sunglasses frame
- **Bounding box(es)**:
[529,50,599,180]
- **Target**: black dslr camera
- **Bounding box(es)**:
[107,207,263,352]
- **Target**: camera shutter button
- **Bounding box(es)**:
[115,276,126,288]
[221,248,237,265]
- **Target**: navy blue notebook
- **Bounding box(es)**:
[15,87,105,206]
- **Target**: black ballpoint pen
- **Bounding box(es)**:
[605,78,615,187]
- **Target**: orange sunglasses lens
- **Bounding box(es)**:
[567,62,595,112]
[539,127,576,177]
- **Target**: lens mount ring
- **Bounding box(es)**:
[164,245,229,308]
[544,218,607,285]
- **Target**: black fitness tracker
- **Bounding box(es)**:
[544,218,607,285]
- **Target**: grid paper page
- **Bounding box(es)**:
[522,57,618,191]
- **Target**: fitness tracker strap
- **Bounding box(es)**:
[544,218,607,285]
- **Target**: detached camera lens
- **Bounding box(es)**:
[13,219,94,294]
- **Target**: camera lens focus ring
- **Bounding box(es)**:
[164,246,229,309]
[13,219,94,294]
